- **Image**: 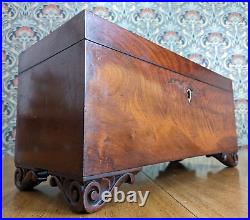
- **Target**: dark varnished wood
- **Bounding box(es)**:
[16,41,85,179]
[14,167,48,191]
[84,41,237,176]
[84,11,232,92]
[19,11,231,91]
[207,152,239,167]
[18,11,85,73]
[49,169,139,213]
[15,10,238,213]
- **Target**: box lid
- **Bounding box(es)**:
[19,10,232,92]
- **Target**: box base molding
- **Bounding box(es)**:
[14,151,238,213]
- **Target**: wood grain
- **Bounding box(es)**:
[3,148,247,217]
[19,10,232,91]
[84,11,232,91]
[15,10,238,212]
[18,11,85,73]
[16,41,85,179]
[84,40,237,176]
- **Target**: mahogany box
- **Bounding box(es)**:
[15,10,238,213]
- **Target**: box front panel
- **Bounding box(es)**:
[84,41,237,176]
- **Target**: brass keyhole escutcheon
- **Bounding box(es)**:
[187,88,192,103]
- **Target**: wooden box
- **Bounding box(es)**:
[15,10,238,213]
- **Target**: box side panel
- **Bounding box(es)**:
[19,11,85,73]
[15,41,85,179]
[84,41,237,176]
[85,11,231,92]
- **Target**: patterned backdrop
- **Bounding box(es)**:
[2,2,248,156]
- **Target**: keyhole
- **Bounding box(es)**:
[187,88,192,103]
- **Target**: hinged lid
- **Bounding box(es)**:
[19,10,232,92]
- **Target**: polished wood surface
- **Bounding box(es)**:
[16,10,237,179]
[18,11,85,73]
[84,11,232,91]
[16,42,85,179]
[3,148,248,217]
[15,10,238,212]
[84,41,237,176]
[19,10,231,91]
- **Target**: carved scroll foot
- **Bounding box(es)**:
[14,167,48,191]
[51,172,138,213]
[207,152,238,167]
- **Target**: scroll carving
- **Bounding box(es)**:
[50,172,136,213]
[14,168,48,191]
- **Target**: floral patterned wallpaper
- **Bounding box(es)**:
[2,2,248,156]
